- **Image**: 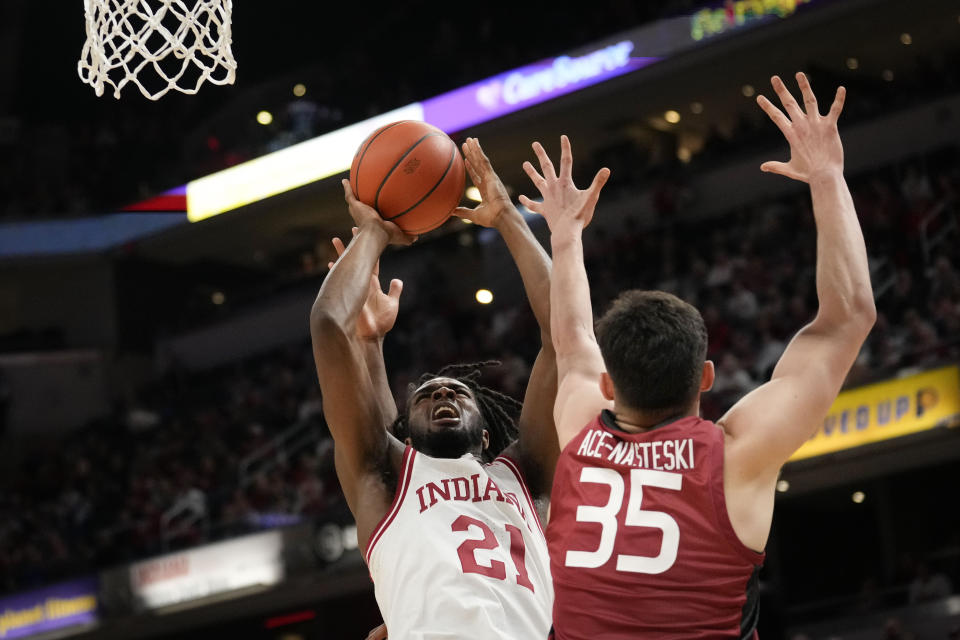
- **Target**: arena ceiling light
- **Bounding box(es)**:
[293,83,307,97]
[256,111,273,125]
[851,491,866,504]
[465,186,482,202]
[475,289,494,304]
[664,110,681,124]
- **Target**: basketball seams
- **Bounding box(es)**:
[374,132,446,211]
[383,139,457,222]
[351,120,462,233]
[352,121,407,198]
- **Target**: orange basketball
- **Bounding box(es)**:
[349,121,465,234]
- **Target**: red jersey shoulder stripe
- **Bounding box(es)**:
[495,455,545,539]
[364,445,416,565]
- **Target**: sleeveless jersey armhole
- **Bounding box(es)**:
[364,445,416,565]
[708,430,767,564]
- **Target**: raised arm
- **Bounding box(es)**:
[328,231,402,431]
[310,181,414,518]
[520,136,611,449]
[455,138,552,330]
[720,73,876,483]
[454,138,558,496]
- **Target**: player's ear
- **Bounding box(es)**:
[481,430,490,450]
[700,361,715,392]
[599,372,616,401]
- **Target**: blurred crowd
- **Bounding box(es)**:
[583,145,960,414]
[0,343,344,593]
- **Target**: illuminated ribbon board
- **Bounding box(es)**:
[0,578,98,639]
[789,365,960,462]
[421,42,657,134]
[186,45,657,223]
[183,0,822,223]
[691,0,814,41]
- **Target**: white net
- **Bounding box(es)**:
[78,0,236,100]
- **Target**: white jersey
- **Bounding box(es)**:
[366,446,553,640]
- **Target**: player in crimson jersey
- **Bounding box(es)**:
[519,73,876,638]
[312,138,557,639]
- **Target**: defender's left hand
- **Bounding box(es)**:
[519,135,610,238]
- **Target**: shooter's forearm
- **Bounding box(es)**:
[496,208,552,334]
[311,225,389,330]
[363,338,398,427]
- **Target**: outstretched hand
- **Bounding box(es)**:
[756,72,846,183]
[328,228,403,340]
[519,135,610,238]
[452,137,515,228]
[342,179,418,246]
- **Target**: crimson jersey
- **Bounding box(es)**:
[547,410,764,639]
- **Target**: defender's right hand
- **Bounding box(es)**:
[342,179,417,246]
[365,623,388,640]
[519,135,610,239]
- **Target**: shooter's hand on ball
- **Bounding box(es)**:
[453,137,515,229]
[328,229,402,341]
[342,179,417,246]
[519,135,610,242]
[756,72,846,184]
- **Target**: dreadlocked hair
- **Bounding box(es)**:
[391,360,522,462]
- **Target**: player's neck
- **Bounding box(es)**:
[611,402,699,433]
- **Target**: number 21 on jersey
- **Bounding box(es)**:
[565,467,682,574]
[452,515,535,592]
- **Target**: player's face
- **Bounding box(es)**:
[405,377,489,458]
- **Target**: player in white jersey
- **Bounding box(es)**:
[311,138,557,639]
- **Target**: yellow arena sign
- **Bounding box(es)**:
[790,365,960,461]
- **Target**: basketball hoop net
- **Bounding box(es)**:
[78,0,237,100]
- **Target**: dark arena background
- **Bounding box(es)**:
[1,0,959,638]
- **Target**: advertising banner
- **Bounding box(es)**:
[129,530,284,610]
[790,365,960,461]
[422,43,658,133]
[0,578,98,639]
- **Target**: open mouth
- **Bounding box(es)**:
[431,403,460,425]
